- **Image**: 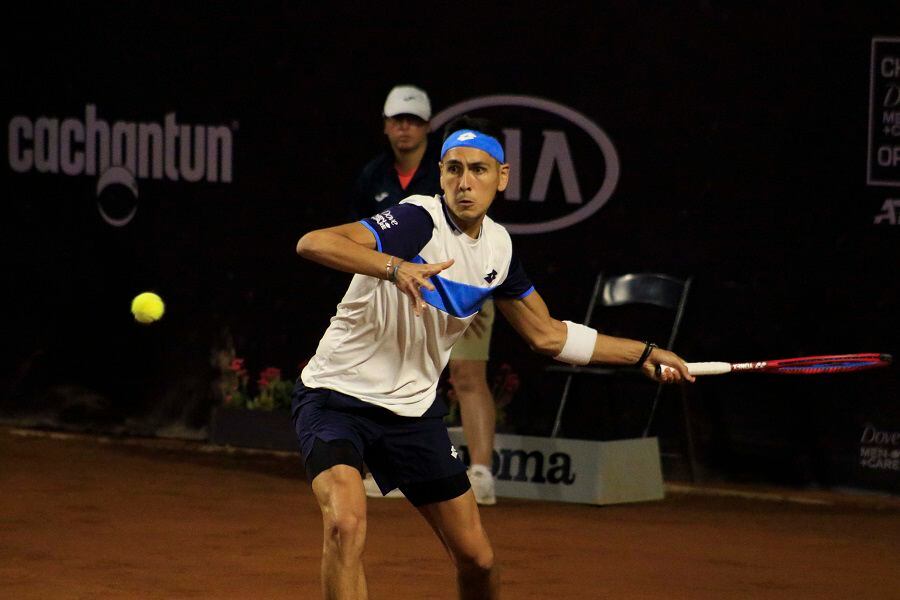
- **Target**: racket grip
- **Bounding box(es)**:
[659,362,732,376]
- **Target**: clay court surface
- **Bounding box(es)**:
[2,427,899,599]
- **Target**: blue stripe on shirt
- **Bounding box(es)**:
[411,256,494,318]
[516,285,535,300]
[359,220,383,252]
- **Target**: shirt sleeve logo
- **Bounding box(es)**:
[484,269,497,283]
[373,209,399,230]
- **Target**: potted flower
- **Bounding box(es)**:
[210,356,299,452]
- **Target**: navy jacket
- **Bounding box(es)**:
[349,137,442,219]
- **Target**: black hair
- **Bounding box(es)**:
[442,115,504,144]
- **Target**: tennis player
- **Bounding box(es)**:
[293,115,694,599]
[350,85,500,504]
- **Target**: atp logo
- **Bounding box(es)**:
[874,198,900,225]
[432,95,620,234]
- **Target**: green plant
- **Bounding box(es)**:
[219,353,295,411]
[245,367,294,411]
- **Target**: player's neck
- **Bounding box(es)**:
[446,209,484,239]
[393,141,427,173]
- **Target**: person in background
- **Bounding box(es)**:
[349,85,499,505]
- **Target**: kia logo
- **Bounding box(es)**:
[432,95,620,234]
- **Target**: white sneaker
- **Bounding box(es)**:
[363,472,404,498]
[468,465,496,506]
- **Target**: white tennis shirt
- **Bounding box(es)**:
[301,195,534,417]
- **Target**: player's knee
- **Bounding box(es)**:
[324,510,367,552]
[449,361,485,394]
[454,539,495,575]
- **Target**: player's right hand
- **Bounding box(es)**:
[644,349,695,384]
[393,258,455,317]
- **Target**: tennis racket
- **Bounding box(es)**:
[659,353,892,377]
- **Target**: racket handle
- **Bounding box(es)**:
[659,362,733,376]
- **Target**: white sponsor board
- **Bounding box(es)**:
[867,37,900,186]
[448,428,664,505]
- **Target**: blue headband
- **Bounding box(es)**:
[440,129,505,163]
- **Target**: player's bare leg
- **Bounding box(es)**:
[450,359,495,468]
[311,465,368,600]
[416,490,498,599]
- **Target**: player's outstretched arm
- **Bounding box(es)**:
[296,222,392,279]
[495,291,694,383]
[296,223,453,316]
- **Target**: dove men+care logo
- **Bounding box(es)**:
[432,95,620,234]
[7,104,235,227]
[859,424,900,472]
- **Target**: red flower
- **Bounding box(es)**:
[257,367,282,389]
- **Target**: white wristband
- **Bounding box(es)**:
[553,321,598,366]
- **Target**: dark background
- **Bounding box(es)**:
[2,3,898,491]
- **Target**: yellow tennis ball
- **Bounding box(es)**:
[131,292,165,324]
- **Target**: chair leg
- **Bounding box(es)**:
[644,385,699,483]
[642,384,664,438]
[550,374,575,438]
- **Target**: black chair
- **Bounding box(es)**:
[546,272,697,479]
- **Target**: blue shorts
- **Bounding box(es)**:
[291,380,470,506]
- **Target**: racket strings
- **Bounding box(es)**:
[778,360,889,374]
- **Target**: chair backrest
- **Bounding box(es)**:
[602,273,687,310]
[550,272,695,442]
[586,273,692,351]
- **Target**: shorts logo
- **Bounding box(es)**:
[484,269,497,283]
[450,445,459,459]
[373,209,399,230]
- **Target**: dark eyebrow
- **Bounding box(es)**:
[443,158,490,169]
[450,160,489,168]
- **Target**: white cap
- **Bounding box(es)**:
[383,85,431,121]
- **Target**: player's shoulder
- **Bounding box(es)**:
[399,194,441,208]
[482,214,513,248]
[398,194,443,222]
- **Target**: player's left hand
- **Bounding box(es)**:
[644,349,695,384]
[393,258,455,316]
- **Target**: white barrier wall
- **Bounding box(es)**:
[448,428,664,505]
